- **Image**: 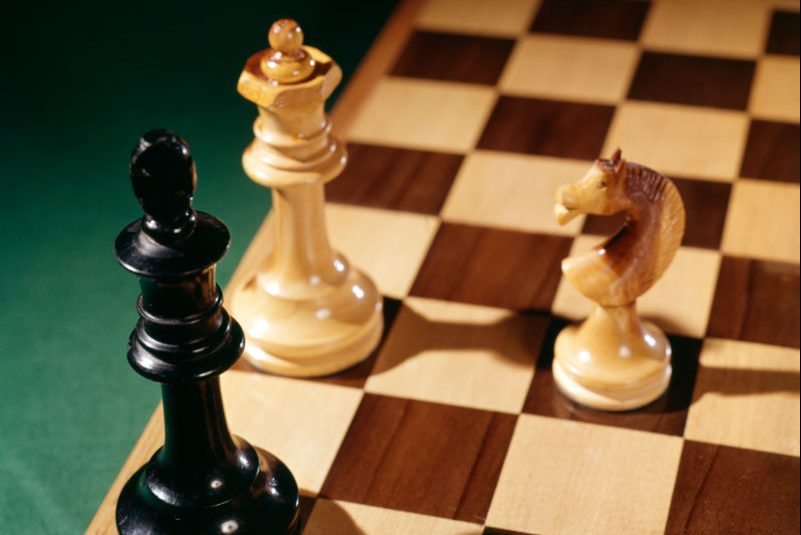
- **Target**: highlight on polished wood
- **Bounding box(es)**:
[553,149,686,411]
[229,19,384,377]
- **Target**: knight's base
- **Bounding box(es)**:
[553,323,673,412]
[553,358,672,411]
[243,312,383,377]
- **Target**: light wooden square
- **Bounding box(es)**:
[749,55,801,123]
[441,151,589,235]
[686,339,800,457]
[326,203,440,298]
[365,297,539,413]
[220,371,363,494]
[603,102,749,182]
[641,0,770,59]
[499,35,640,104]
[347,77,497,153]
[416,0,540,37]
[553,236,722,338]
[722,179,801,264]
[487,415,683,535]
[304,500,483,535]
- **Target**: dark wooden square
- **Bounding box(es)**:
[708,256,800,349]
[665,441,801,535]
[320,394,517,523]
[628,52,756,110]
[767,11,801,56]
[740,120,800,184]
[477,96,615,160]
[327,143,463,214]
[484,528,537,535]
[410,223,573,311]
[391,31,515,85]
[523,318,702,437]
[582,177,732,249]
[530,0,649,41]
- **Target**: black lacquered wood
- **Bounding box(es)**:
[114,129,300,535]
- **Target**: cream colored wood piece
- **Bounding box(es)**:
[487,415,683,535]
[499,35,640,104]
[749,55,801,123]
[416,0,540,37]
[685,339,801,457]
[603,102,749,182]
[553,150,686,411]
[347,77,497,153]
[229,19,384,377]
[641,0,771,59]
[326,204,440,299]
[305,500,484,535]
[364,297,540,413]
[442,151,589,235]
[722,179,801,264]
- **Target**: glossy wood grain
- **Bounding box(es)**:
[478,96,615,160]
[749,55,801,122]
[741,120,800,183]
[326,142,463,214]
[685,339,800,456]
[603,101,749,181]
[411,223,572,310]
[392,31,515,85]
[487,415,683,535]
[416,0,539,38]
[305,500,484,535]
[665,441,801,535]
[483,528,534,535]
[499,35,639,104]
[767,11,800,56]
[530,0,649,41]
[320,394,516,523]
[642,0,770,59]
[628,52,755,110]
[707,256,800,348]
[721,179,801,263]
[365,298,544,413]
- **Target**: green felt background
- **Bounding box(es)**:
[0,1,396,531]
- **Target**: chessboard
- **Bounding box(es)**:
[87,0,800,533]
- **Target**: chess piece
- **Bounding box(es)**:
[114,130,301,534]
[229,19,383,377]
[553,150,686,411]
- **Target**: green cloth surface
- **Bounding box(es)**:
[0,1,395,531]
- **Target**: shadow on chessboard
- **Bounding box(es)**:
[299,496,370,535]
[370,302,543,374]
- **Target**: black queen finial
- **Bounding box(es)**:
[129,129,197,241]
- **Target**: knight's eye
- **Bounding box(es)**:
[599,181,608,189]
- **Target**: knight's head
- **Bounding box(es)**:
[555,149,628,225]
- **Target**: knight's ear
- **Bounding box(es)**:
[614,156,625,175]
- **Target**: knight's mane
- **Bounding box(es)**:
[624,163,669,203]
[594,155,686,303]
